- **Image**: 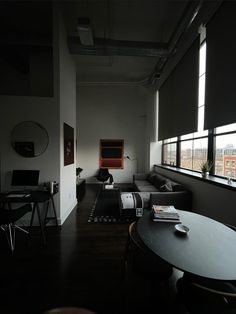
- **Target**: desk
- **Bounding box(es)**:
[0,190,58,244]
[137,210,236,281]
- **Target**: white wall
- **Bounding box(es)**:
[0,96,60,222]
[76,85,149,183]
[56,4,77,224]
[0,4,77,226]
[0,96,59,188]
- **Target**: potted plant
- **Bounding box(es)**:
[200,160,213,178]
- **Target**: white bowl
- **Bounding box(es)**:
[175,223,189,234]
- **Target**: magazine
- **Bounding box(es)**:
[152,205,181,222]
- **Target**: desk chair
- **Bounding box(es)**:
[177,274,236,314]
[123,221,173,312]
[125,221,173,279]
[95,168,113,187]
[0,204,32,253]
[176,225,236,313]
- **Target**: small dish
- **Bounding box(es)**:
[175,223,189,234]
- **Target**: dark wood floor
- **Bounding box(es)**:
[0,184,182,314]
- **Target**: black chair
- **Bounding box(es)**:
[123,221,173,312]
[76,167,83,178]
[125,221,173,279]
[176,273,236,314]
[0,204,32,253]
[95,168,113,186]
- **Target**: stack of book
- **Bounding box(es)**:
[152,205,181,223]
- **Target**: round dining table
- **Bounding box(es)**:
[137,210,236,281]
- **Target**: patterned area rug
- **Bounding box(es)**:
[88,188,135,223]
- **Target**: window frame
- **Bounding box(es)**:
[213,127,236,180]
[162,138,178,167]
[179,134,209,172]
[161,126,236,182]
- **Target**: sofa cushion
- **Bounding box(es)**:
[170,181,184,191]
[153,174,168,189]
[133,173,148,181]
[147,172,157,184]
[135,180,152,186]
[159,181,173,192]
[137,185,159,192]
[134,171,185,193]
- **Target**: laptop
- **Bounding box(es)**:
[10,170,40,194]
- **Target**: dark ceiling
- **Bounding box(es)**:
[0,1,223,85]
[0,2,52,44]
[63,0,194,84]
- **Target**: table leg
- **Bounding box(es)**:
[51,196,58,226]
[35,203,46,245]
[29,202,46,245]
[29,203,36,234]
[43,196,58,227]
[43,201,50,226]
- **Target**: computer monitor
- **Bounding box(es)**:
[11,170,40,187]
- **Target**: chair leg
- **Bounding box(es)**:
[3,223,28,253]
[6,224,15,253]
[14,225,29,234]
[122,231,131,280]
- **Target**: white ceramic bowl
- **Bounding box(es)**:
[175,223,189,234]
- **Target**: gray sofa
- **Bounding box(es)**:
[133,171,192,210]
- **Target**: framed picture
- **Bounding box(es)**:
[64,123,74,166]
[100,139,124,169]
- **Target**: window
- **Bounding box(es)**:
[214,123,236,178]
[162,138,177,166]
[180,137,208,171]
[163,142,177,166]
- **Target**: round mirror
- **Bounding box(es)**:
[11,121,49,157]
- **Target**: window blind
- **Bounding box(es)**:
[205,2,236,130]
[158,38,199,140]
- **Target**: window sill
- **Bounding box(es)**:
[156,165,236,192]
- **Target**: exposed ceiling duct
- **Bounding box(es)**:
[149,0,204,85]
[150,0,224,85]
[68,36,168,57]
[63,0,225,85]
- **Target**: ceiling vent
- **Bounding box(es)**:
[77,17,94,46]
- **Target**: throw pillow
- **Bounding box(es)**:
[159,181,173,192]
[119,192,144,219]
[119,192,144,210]
[147,172,157,184]
[171,181,184,191]
[153,174,167,189]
